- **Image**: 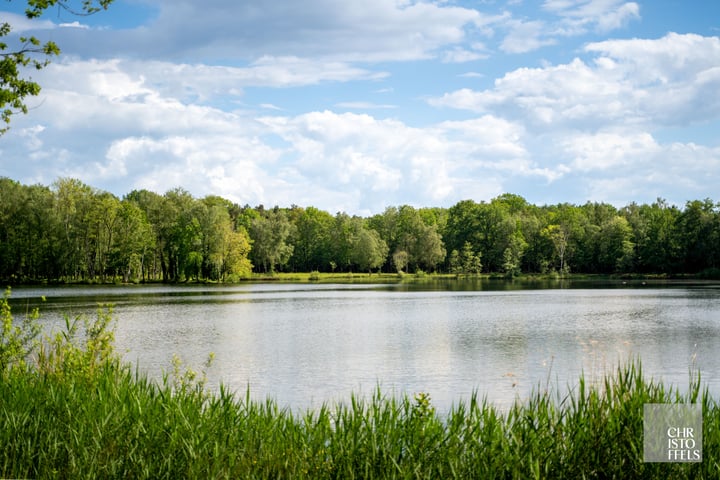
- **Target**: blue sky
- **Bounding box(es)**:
[1,0,719,214]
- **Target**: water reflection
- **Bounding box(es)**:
[8,280,720,412]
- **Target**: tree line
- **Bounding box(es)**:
[1,177,719,283]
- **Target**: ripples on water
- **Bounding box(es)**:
[9,279,720,412]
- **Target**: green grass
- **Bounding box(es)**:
[2,289,720,478]
[2,362,719,479]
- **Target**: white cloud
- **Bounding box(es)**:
[35,57,387,109]
[442,43,490,63]
[3,56,547,213]
[582,141,720,205]
[104,135,280,204]
[429,58,631,129]
[584,33,720,125]
[3,3,718,214]
[543,0,640,34]
[561,131,659,171]
[1,12,55,33]
[335,102,397,110]
[585,33,720,85]
[44,0,490,63]
[59,21,90,29]
[491,0,640,55]
[500,19,556,53]
[431,33,720,130]
[260,103,283,111]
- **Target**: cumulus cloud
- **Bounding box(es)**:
[582,141,720,205]
[2,54,551,213]
[585,33,720,125]
[430,33,720,129]
[429,58,632,129]
[257,110,537,211]
[561,131,659,171]
[2,2,717,213]
[426,32,720,206]
[30,57,387,109]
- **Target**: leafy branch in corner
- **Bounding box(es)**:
[0,0,113,134]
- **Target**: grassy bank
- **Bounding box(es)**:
[1,292,719,478]
[3,362,718,479]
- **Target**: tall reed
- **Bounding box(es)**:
[1,290,718,478]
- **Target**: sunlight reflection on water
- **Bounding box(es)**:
[10,280,720,412]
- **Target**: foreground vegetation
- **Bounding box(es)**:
[2,177,720,284]
[1,290,719,478]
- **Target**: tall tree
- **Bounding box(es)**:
[449,241,482,275]
[349,218,388,273]
[125,189,169,281]
[52,178,96,280]
[165,188,203,281]
[502,231,527,277]
[291,207,333,272]
[678,199,719,273]
[444,200,482,259]
[249,208,295,273]
[595,216,635,273]
[111,200,154,282]
[395,205,445,272]
[327,213,354,272]
[197,199,252,281]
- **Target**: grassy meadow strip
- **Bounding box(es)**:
[1,290,719,478]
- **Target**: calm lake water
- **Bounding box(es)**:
[8,279,720,412]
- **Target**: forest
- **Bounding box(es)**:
[1,176,719,283]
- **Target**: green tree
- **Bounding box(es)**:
[445,199,514,273]
[124,189,170,281]
[541,224,570,274]
[111,200,154,282]
[395,205,445,272]
[327,213,354,272]
[219,228,253,280]
[0,178,27,279]
[291,207,333,272]
[349,219,388,273]
[1,0,112,133]
[478,199,517,272]
[249,208,295,273]
[596,216,635,273]
[678,199,719,274]
[368,206,400,271]
[444,200,481,261]
[516,207,548,273]
[21,183,61,280]
[392,250,409,274]
[449,241,482,275]
[502,232,527,277]
[197,199,252,281]
[52,178,97,280]
[91,191,121,280]
[541,203,589,274]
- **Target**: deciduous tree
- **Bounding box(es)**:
[1,0,112,133]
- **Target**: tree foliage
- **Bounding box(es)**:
[249,208,294,274]
[0,0,112,134]
[2,177,720,282]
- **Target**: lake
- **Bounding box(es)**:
[8,278,720,412]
